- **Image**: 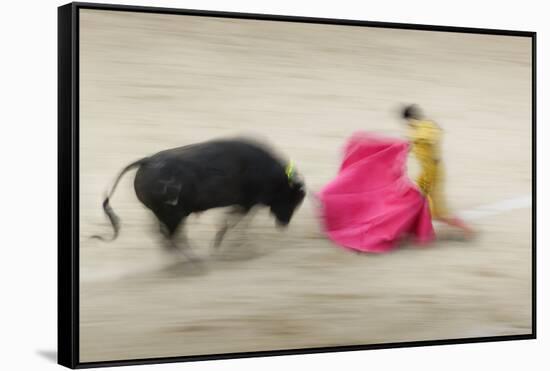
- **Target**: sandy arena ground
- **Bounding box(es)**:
[78,10,533,362]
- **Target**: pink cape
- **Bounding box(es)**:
[318,132,435,253]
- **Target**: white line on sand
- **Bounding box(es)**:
[457,195,532,221]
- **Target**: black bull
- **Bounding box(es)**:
[93,139,306,259]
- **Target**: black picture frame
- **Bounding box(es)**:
[58,2,537,369]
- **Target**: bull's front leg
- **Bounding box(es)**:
[176,230,202,263]
[212,206,252,249]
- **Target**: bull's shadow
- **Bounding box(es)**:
[211,234,269,262]
[158,258,209,278]
[89,205,291,281]
[152,217,274,278]
[153,242,269,280]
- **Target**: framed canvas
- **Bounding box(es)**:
[58,2,536,369]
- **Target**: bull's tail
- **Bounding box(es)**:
[91,158,146,242]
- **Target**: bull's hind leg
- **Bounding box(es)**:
[158,213,201,263]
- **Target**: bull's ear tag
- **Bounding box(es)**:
[285,160,295,183]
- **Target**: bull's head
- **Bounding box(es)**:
[270,161,306,227]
